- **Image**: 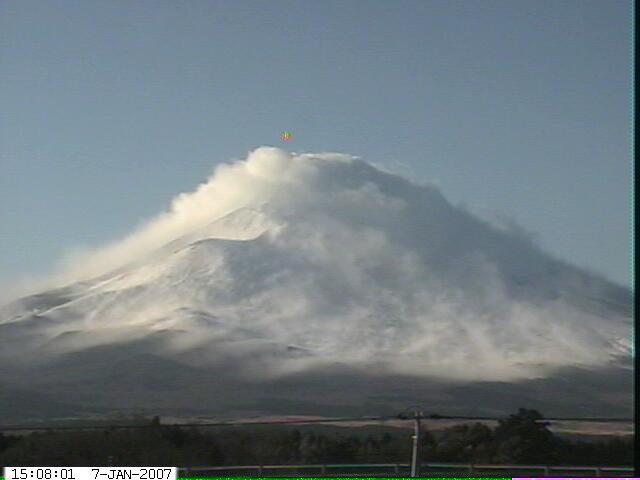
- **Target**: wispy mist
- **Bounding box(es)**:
[0,147,631,382]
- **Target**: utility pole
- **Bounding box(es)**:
[410,409,422,477]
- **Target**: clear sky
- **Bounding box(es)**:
[0,0,632,289]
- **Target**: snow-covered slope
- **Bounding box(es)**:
[0,147,632,419]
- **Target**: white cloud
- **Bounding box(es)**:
[0,147,631,382]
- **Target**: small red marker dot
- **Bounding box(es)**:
[281,131,292,142]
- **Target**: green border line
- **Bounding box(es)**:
[0,477,513,480]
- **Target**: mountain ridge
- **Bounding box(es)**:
[0,147,631,421]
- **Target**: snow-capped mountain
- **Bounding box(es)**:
[0,147,632,421]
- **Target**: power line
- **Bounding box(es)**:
[0,415,394,432]
[0,411,632,432]
[416,414,633,423]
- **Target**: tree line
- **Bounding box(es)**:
[0,409,633,467]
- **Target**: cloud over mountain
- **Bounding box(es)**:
[0,147,631,388]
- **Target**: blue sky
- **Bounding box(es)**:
[0,0,632,288]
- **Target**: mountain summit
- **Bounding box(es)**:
[0,147,632,421]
